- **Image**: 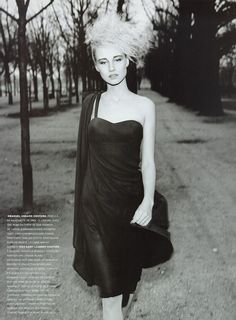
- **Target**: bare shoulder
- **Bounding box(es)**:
[130,93,155,117]
[130,92,154,106]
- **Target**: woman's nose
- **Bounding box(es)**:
[108,61,115,72]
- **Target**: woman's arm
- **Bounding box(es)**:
[131,98,156,226]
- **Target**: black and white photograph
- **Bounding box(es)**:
[0,0,235,319]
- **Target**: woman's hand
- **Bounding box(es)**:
[130,198,153,226]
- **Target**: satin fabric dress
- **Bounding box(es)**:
[73,92,173,298]
[73,92,145,297]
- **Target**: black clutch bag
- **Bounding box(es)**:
[130,189,174,268]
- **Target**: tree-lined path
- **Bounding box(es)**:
[0,90,235,319]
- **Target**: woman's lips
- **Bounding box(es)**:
[109,74,119,79]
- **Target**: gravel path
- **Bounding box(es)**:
[0,90,235,320]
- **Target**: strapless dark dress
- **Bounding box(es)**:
[73,92,173,300]
[73,93,145,298]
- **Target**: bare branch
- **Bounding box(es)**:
[105,0,111,12]
[82,0,91,15]
[0,65,4,75]
[0,51,4,61]
[218,27,236,57]
[0,7,18,22]
[0,19,7,52]
[10,62,17,75]
[152,0,178,20]
[25,0,30,11]
[26,0,54,23]
[52,3,71,47]
[216,2,236,31]
[81,0,108,27]
[216,0,227,13]
[60,0,73,33]
[156,7,177,20]
[141,0,178,30]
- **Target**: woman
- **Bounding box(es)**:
[73,13,173,320]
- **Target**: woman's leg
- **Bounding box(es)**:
[122,293,134,318]
[102,294,123,320]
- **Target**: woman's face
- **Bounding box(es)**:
[94,45,129,86]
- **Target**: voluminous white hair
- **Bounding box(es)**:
[85,13,154,62]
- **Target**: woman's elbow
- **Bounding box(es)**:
[141,159,156,173]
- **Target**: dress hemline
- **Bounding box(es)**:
[72,251,141,298]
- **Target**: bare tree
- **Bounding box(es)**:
[0,0,54,210]
[189,0,235,115]
[141,0,178,96]
[28,38,39,101]
[53,1,83,101]
[0,71,3,97]
[117,0,139,93]
[64,45,73,105]
[53,0,109,99]
[143,0,235,116]
[0,13,17,104]
[168,0,192,105]
[216,1,236,57]
[47,30,56,99]
[30,16,54,112]
[54,38,62,96]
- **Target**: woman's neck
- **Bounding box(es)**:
[105,77,130,99]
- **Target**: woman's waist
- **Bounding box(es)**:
[85,171,144,203]
[89,141,141,162]
[89,152,141,176]
[85,160,143,189]
[90,160,142,182]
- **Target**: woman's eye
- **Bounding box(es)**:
[99,61,106,65]
[114,58,122,62]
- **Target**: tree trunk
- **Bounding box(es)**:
[18,18,33,209]
[40,66,49,112]
[32,72,38,101]
[68,67,72,105]
[48,62,55,99]
[28,84,32,112]
[58,76,62,96]
[73,75,79,103]
[0,77,2,97]
[13,74,17,96]
[4,78,7,96]
[170,0,192,105]
[117,0,125,14]
[50,73,55,99]
[57,66,62,96]
[8,84,13,105]
[117,0,137,93]
[127,61,137,93]
[82,74,87,92]
[42,81,49,113]
[72,55,79,101]
[5,65,13,104]
[191,0,223,116]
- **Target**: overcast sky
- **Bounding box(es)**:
[1,0,153,24]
